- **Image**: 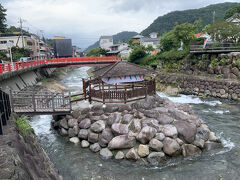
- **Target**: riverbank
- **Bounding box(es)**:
[0,114,62,180]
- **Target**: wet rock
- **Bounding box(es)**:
[81,107,91,115]
[72,108,82,118]
[81,140,90,148]
[59,119,68,129]
[69,137,80,144]
[79,119,91,129]
[169,109,190,121]
[60,128,68,136]
[68,128,75,138]
[147,152,166,166]
[100,148,113,159]
[173,121,197,143]
[126,148,139,161]
[73,125,79,135]
[78,129,88,139]
[163,137,181,156]
[153,107,168,114]
[100,114,108,120]
[91,105,103,112]
[197,126,210,141]
[90,120,105,133]
[182,144,201,157]
[209,132,220,142]
[88,132,99,143]
[90,143,101,152]
[176,138,184,146]
[90,116,101,123]
[68,119,78,128]
[107,113,121,126]
[119,104,132,112]
[98,137,108,148]
[111,123,129,135]
[137,126,157,144]
[104,105,119,113]
[162,124,178,138]
[134,111,144,119]
[157,114,174,125]
[93,110,104,116]
[193,136,205,148]
[122,114,133,124]
[149,139,163,152]
[141,118,160,131]
[155,133,165,141]
[101,129,114,143]
[130,119,142,133]
[143,110,160,119]
[204,141,223,151]
[108,135,136,150]
[115,151,125,160]
[138,144,149,157]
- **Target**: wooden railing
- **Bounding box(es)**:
[0,56,120,75]
[0,89,11,135]
[10,90,72,114]
[88,79,156,104]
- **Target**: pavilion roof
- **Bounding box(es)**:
[93,61,154,78]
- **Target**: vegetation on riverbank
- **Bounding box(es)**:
[16,116,34,136]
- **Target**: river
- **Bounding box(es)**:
[30,67,240,180]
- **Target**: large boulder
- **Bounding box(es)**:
[193,136,205,149]
[162,124,178,138]
[90,116,101,123]
[129,119,142,133]
[136,126,157,144]
[111,123,129,135]
[138,144,149,158]
[100,148,113,159]
[173,121,197,143]
[60,128,68,136]
[122,114,133,124]
[143,110,160,119]
[68,119,78,128]
[182,144,201,157]
[147,152,166,166]
[90,120,105,133]
[69,137,80,144]
[209,132,220,142]
[163,137,181,156]
[157,114,174,125]
[59,119,68,129]
[79,119,91,129]
[126,148,139,161]
[108,135,136,150]
[78,129,88,139]
[88,132,99,143]
[155,133,165,141]
[81,140,90,148]
[68,128,76,138]
[196,126,210,141]
[118,104,132,112]
[141,118,160,131]
[107,113,121,126]
[204,141,223,151]
[72,125,79,135]
[72,108,82,118]
[90,143,101,152]
[104,105,119,113]
[149,139,163,152]
[101,129,114,143]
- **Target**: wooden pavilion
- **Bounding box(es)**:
[82,61,156,104]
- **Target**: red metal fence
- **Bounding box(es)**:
[0,56,119,75]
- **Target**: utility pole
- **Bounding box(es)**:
[19,18,24,48]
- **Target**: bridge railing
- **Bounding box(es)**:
[0,56,119,75]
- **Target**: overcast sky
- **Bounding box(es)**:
[2,0,239,49]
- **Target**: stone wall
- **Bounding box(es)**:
[157,73,240,101]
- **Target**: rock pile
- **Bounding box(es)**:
[52,95,222,166]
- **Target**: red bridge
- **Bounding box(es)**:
[0,56,120,75]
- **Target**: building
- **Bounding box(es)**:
[0,33,52,59]
[99,36,113,50]
[53,37,73,58]
[132,34,144,44]
[226,13,240,25]
[106,43,131,59]
[149,32,158,38]
[72,46,84,57]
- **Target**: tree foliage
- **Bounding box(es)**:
[206,20,240,43]
[129,46,146,64]
[0,3,7,33]
[224,4,240,19]
[87,47,109,57]
[141,2,239,36]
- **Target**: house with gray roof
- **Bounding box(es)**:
[99,36,113,50]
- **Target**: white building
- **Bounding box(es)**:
[107,43,131,59]
[226,13,240,24]
[149,32,158,38]
[99,36,113,50]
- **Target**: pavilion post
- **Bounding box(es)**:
[124,86,127,104]
[82,79,87,100]
[89,82,92,104]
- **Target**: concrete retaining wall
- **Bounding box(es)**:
[158,73,240,101]
[0,68,56,91]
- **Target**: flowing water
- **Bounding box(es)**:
[30,67,240,180]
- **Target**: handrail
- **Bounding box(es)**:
[0,56,120,75]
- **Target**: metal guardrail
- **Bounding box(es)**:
[190,43,240,53]
[0,56,120,75]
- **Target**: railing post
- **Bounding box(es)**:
[124,86,127,104]
[62,92,65,106]
[52,92,55,112]
[0,113,3,135]
[32,92,36,112]
[9,90,14,113]
[145,82,147,99]
[68,91,72,111]
[89,82,92,104]
[82,79,87,100]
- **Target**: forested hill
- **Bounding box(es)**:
[141,2,239,36]
[85,31,137,51]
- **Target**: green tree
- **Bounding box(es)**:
[87,47,109,57]
[146,44,154,54]
[206,20,240,43]
[224,4,240,19]
[129,46,146,63]
[194,18,203,31]
[0,3,7,33]
[11,47,30,62]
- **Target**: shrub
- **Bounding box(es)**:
[16,116,34,136]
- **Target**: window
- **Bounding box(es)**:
[0,41,7,44]
[9,40,14,43]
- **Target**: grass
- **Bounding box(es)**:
[16,116,34,136]
[71,95,81,101]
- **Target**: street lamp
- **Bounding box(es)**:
[6,41,13,66]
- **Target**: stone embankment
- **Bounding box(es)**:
[0,115,62,180]
[52,95,222,166]
[157,73,240,101]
